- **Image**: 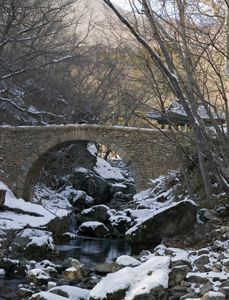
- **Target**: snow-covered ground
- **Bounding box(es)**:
[0,181,71,231]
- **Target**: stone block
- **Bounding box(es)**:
[128,162,138,172]
[96,135,102,143]
[116,147,125,157]
[20,165,29,172]
[131,168,141,177]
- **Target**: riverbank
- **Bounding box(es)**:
[1,171,229,299]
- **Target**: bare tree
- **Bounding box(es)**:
[102,0,229,199]
[0,0,98,125]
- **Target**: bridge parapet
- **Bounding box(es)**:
[0,124,179,201]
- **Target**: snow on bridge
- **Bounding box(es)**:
[0,124,179,201]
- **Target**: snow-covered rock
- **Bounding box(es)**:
[49,285,90,299]
[79,221,109,238]
[0,257,27,278]
[67,190,87,209]
[62,258,90,280]
[71,167,111,204]
[17,287,33,299]
[89,256,170,300]
[77,205,112,224]
[125,200,197,253]
[94,157,125,182]
[116,255,141,268]
[169,265,191,285]
[11,228,58,258]
[26,268,51,285]
[108,214,132,238]
[200,291,225,299]
[30,285,91,300]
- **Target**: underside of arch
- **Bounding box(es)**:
[17,137,143,202]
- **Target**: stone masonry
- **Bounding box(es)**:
[0,124,179,201]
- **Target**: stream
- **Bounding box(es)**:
[0,236,131,299]
[56,235,131,268]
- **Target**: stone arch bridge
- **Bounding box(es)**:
[0,124,179,202]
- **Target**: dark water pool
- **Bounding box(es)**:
[0,278,26,300]
[56,236,131,268]
[0,237,131,299]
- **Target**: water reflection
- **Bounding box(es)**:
[56,237,131,268]
[0,278,26,299]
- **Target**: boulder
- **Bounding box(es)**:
[109,192,134,209]
[109,214,132,238]
[42,267,58,279]
[107,159,135,183]
[29,291,78,300]
[67,190,87,209]
[187,275,210,285]
[194,255,210,269]
[112,255,141,272]
[128,285,167,300]
[221,259,229,268]
[11,228,58,258]
[77,205,112,224]
[46,141,97,175]
[90,256,170,300]
[49,285,91,299]
[85,195,95,206]
[48,281,57,290]
[71,168,111,204]
[94,263,115,274]
[0,258,18,274]
[26,268,51,285]
[125,200,197,253]
[218,287,229,298]
[116,255,141,268]
[62,267,83,280]
[170,253,192,270]
[169,265,191,285]
[17,288,33,299]
[211,263,222,273]
[180,292,196,299]
[0,258,27,278]
[13,262,28,278]
[35,260,62,274]
[200,282,214,296]
[63,258,90,278]
[40,141,98,188]
[78,221,109,238]
[200,291,225,299]
[110,184,127,195]
[62,259,90,280]
[198,209,219,223]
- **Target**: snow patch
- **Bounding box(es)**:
[94,157,124,181]
[90,256,170,299]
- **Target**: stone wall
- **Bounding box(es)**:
[0,125,179,201]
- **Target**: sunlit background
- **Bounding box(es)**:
[112,0,130,10]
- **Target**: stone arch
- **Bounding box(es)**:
[16,130,142,201]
